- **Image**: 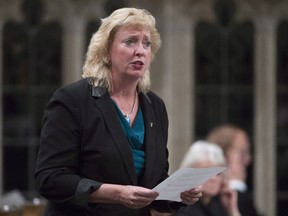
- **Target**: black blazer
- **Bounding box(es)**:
[35,78,171,216]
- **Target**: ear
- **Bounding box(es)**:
[103,54,110,66]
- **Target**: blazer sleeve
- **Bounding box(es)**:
[34,86,101,210]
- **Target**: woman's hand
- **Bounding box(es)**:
[90,184,158,209]
[180,185,202,205]
[118,185,159,209]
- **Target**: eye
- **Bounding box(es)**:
[143,40,151,49]
[124,38,136,46]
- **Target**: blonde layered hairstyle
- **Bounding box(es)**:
[82,7,161,92]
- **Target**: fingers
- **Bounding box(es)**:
[180,186,203,205]
[120,185,158,209]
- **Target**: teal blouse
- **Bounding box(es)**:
[113,102,145,177]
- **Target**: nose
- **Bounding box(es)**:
[135,43,146,56]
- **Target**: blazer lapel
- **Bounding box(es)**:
[91,86,137,184]
[138,93,157,188]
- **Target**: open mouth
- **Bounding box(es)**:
[132,60,144,65]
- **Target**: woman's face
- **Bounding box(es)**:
[109,25,152,82]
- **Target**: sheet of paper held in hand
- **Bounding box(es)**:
[152,167,226,202]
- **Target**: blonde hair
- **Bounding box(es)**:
[82,7,161,92]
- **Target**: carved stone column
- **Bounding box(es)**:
[61,16,86,84]
[161,3,194,172]
[159,0,215,172]
[254,15,277,216]
[234,1,288,214]
[43,0,105,85]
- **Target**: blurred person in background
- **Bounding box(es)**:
[173,140,241,216]
[207,124,260,216]
[34,7,202,216]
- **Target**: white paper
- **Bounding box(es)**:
[152,167,226,201]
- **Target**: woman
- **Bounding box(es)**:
[34,8,202,216]
[173,141,241,216]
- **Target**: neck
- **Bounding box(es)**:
[111,91,138,124]
[110,73,139,96]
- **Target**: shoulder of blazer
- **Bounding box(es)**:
[142,91,166,109]
[91,86,159,106]
[91,86,108,98]
[56,78,90,96]
[49,79,97,109]
[56,78,106,100]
